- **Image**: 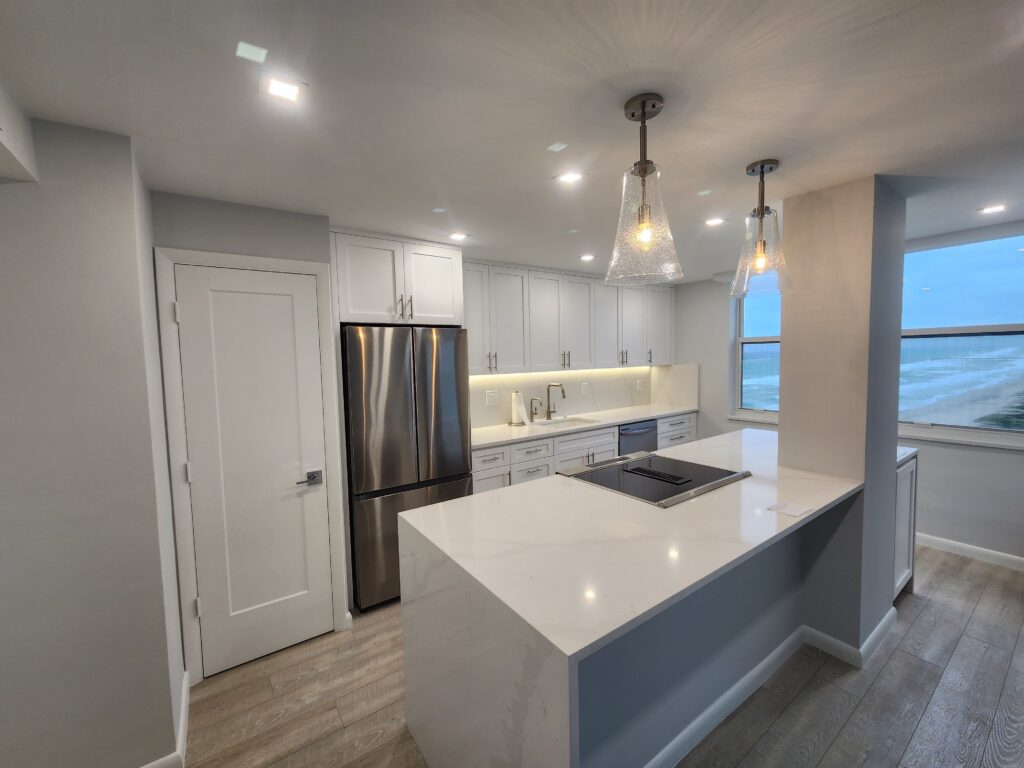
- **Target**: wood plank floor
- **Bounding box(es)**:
[185,546,1024,768]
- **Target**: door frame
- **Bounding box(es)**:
[155,247,351,684]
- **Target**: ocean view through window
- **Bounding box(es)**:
[735,233,1024,432]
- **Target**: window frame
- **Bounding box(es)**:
[732,296,781,421]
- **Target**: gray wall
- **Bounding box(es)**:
[0,67,37,180]
[151,191,329,263]
[0,121,177,767]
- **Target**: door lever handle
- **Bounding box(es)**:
[296,470,323,486]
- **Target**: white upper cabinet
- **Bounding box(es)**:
[334,233,462,325]
[644,285,673,365]
[403,243,463,325]
[594,282,622,369]
[462,262,491,375]
[528,271,563,372]
[488,266,531,374]
[561,275,594,370]
[334,235,405,323]
[620,285,646,367]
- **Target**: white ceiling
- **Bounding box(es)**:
[2,0,1024,281]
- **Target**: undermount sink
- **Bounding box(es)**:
[530,417,597,428]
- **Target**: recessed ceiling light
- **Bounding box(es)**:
[433,207,446,214]
[580,254,595,262]
[265,76,301,102]
[568,228,579,234]
[557,171,583,183]
[584,588,597,601]
[980,204,1007,214]
[449,232,468,241]
[704,217,725,226]
[235,41,268,63]
[547,142,568,152]
[697,189,712,197]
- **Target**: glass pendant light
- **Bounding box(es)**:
[730,159,792,296]
[605,93,683,285]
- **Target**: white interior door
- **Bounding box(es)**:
[462,262,492,374]
[594,283,622,368]
[529,271,563,372]
[403,243,463,324]
[175,264,334,675]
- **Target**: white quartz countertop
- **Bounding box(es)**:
[401,428,870,659]
[470,403,698,449]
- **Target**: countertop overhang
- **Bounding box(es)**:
[401,429,916,659]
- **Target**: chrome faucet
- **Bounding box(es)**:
[546,383,566,420]
[528,397,544,423]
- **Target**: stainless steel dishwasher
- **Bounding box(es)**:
[618,420,658,454]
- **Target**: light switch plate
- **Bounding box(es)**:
[485,390,498,406]
[580,382,590,396]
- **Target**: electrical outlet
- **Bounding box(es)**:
[635,379,643,392]
[485,390,498,406]
[580,382,590,396]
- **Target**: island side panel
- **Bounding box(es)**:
[399,517,573,768]
[575,532,804,768]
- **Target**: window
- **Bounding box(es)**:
[736,292,781,412]
[732,233,1024,433]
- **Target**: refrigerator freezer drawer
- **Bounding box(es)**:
[351,475,473,610]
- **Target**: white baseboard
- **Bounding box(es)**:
[646,628,804,768]
[917,532,1024,572]
[649,608,896,767]
[140,671,189,768]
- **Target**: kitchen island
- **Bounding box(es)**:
[399,429,914,768]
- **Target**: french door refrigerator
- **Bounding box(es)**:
[341,325,472,610]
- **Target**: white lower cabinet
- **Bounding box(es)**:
[473,465,511,493]
[894,457,918,598]
[658,429,694,449]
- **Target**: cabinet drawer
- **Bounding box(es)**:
[510,457,555,484]
[658,429,694,449]
[472,445,511,471]
[511,438,553,465]
[473,466,510,494]
[554,427,618,455]
[658,414,694,434]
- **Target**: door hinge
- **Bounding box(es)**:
[194,597,202,618]
[185,461,193,484]
[173,301,182,323]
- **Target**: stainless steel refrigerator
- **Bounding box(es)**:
[341,325,472,610]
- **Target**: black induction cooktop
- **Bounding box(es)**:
[559,452,751,508]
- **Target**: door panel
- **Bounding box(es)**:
[594,283,621,368]
[404,243,463,324]
[352,476,473,609]
[175,265,333,675]
[343,326,419,494]
[529,271,563,372]
[489,266,530,373]
[645,286,672,365]
[462,262,491,374]
[620,285,646,366]
[414,327,471,481]
[334,234,404,323]
[562,276,595,370]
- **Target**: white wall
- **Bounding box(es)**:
[0,66,37,180]
[0,121,177,767]
[151,191,329,263]
[673,276,1024,562]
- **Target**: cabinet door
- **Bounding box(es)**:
[488,266,530,374]
[553,447,592,474]
[644,285,672,365]
[561,275,595,370]
[403,243,463,325]
[473,467,510,494]
[594,283,622,368]
[894,458,917,597]
[529,271,563,372]
[462,262,491,375]
[591,444,618,463]
[334,234,404,323]
[620,285,646,366]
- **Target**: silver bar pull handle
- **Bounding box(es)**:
[296,469,323,486]
[561,351,566,368]
[494,352,498,372]
[648,349,652,364]
[398,294,405,319]
[567,350,571,368]
[409,294,414,319]
[625,350,629,365]
[487,352,492,371]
